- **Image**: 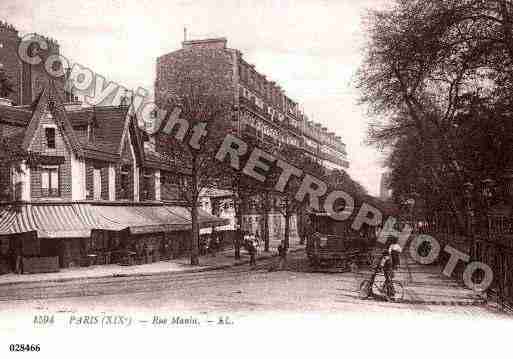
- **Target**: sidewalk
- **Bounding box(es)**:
[354,248,487,306]
[0,240,303,286]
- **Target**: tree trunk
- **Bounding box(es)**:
[190,158,199,266]
[284,209,291,254]
[298,206,306,245]
[190,204,200,265]
[263,209,270,252]
[234,194,243,260]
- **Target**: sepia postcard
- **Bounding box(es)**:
[0,1,512,358]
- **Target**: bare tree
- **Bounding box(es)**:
[154,66,233,265]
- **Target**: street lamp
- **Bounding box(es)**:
[405,190,419,232]
[463,182,475,259]
[481,178,496,240]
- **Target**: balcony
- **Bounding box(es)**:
[239,96,302,138]
[239,96,271,122]
[320,151,349,168]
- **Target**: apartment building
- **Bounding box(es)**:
[155,37,349,171]
[155,37,349,240]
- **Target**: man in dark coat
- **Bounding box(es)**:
[248,239,257,269]
[277,240,287,271]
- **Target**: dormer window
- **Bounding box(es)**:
[45,127,56,149]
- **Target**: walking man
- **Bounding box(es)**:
[277,240,287,271]
[248,239,257,269]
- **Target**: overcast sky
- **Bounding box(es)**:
[2,0,388,195]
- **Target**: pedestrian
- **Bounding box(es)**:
[277,240,287,271]
[248,239,257,269]
[254,231,261,250]
[142,243,149,264]
[209,235,218,257]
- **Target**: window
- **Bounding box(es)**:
[41,166,59,197]
[45,127,56,149]
[120,165,131,199]
[93,168,101,200]
[142,169,153,201]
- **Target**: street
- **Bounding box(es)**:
[0,251,507,320]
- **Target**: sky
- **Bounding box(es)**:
[1,0,388,195]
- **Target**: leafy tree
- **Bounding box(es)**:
[357,0,513,228]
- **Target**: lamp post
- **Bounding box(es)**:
[481,178,495,239]
[463,182,475,260]
[405,190,418,233]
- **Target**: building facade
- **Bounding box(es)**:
[155,37,349,170]
[0,81,226,274]
[155,37,348,241]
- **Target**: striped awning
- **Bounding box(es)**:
[0,203,229,238]
[92,205,229,234]
[0,204,118,238]
[93,205,191,234]
[165,206,230,229]
[0,205,38,235]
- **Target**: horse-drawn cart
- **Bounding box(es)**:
[306,211,374,271]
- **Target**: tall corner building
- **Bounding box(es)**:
[380,172,393,200]
[0,21,64,106]
[155,37,349,170]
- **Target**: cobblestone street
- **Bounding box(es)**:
[0,250,507,321]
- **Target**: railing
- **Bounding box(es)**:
[420,212,513,312]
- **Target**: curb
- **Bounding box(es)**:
[0,248,304,287]
[393,298,488,307]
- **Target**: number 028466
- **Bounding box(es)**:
[9,344,40,352]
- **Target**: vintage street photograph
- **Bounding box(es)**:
[1,0,513,357]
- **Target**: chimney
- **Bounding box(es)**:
[182,37,227,50]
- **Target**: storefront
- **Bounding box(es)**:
[0,203,228,273]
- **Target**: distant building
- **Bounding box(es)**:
[0,21,64,106]
[380,172,393,200]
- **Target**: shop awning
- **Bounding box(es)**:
[92,205,192,234]
[0,203,230,238]
[0,205,38,235]
[165,206,230,229]
[0,204,117,239]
